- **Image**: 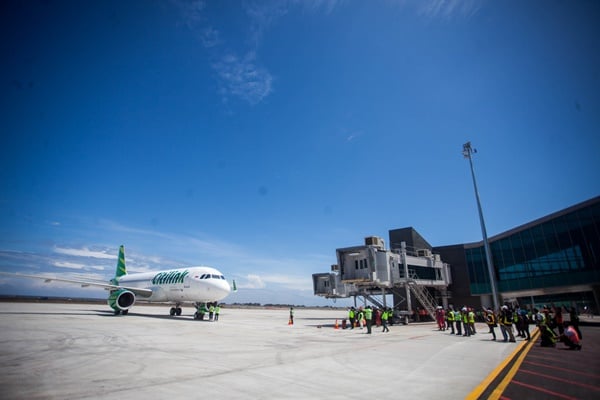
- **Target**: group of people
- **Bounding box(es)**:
[347,306,394,334]
[343,303,584,350]
[437,304,583,350]
[194,302,222,321]
[435,306,480,337]
[532,305,583,350]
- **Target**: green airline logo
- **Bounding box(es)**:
[152,270,189,285]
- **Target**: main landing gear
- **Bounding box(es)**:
[169,304,183,316]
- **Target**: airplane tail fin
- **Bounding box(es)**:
[112,245,127,281]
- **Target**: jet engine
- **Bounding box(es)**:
[107,289,136,314]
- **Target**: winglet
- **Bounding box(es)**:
[232,279,237,292]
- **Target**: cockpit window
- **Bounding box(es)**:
[198,273,226,280]
[196,274,225,280]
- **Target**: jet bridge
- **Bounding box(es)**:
[312,236,452,320]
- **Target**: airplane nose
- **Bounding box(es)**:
[213,280,231,300]
[222,280,231,294]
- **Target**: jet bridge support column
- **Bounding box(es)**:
[401,242,411,313]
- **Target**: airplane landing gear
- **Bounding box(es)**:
[169,305,182,316]
[194,302,207,320]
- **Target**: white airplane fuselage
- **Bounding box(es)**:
[118,266,231,303]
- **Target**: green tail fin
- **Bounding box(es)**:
[114,245,127,279]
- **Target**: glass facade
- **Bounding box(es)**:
[466,198,600,300]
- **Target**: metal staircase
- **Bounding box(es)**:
[362,293,385,309]
[408,271,438,318]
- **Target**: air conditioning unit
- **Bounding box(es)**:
[365,236,385,249]
[417,249,432,257]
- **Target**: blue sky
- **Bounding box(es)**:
[1,0,599,306]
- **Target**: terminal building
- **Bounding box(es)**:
[313,196,600,317]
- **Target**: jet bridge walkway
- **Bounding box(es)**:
[312,237,451,320]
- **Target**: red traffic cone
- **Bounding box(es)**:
[334,319,339,329]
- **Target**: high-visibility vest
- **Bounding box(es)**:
[535,312,546,326]
[349,310,355,318]
[382,311,389,321]
[468,311,475,323]
[364,308,373,320]
[447,312,455,322]
[486,313,496,325]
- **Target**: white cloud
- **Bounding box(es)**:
[416,0,484,20]
[200,26,220,47]
[213,53,273,105]
[173,0,206,28]
[0,218,335,305]
[244,1,289,48]
[240,274,266,289]
[53,246,116,260]
[52,261,86,270]
[261,273,313,291]
[173,0,345,106]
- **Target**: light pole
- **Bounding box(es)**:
[462,142,500,311]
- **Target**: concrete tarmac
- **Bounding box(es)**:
[0,302,518,400]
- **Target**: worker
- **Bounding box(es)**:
[500,305,516,342]
[559,321,582,350]
[381,307,390,333]
[289,307,294,325]
[364,306,373,334]
[486,309,497,341]
[348,307,356,330]
[468,308,476,335]
[209,304,215,321]
[568,307,582,339]
[519,307,531,340]
[357,307,365,329]
[461,308,470,337]
[535,308,557,347]
[446,307,455,334]
[454,309,462,336]
[214,304,221,321]
[436,306,445,331]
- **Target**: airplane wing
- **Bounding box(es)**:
[0,272,153,297]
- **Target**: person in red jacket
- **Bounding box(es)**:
[559,321,582,350]
[435,306,446,331]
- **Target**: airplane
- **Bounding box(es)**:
[0,245,235,318]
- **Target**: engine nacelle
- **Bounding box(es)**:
[108,289,136,312]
